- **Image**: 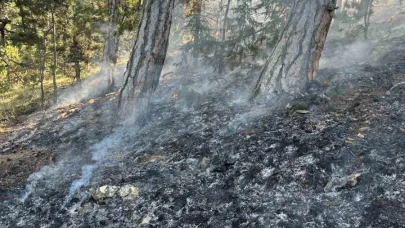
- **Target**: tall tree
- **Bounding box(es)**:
[40,32,49,107]
[362,0,373,39]
[102,0,119,90]
[119,0,175,122]
[252,0,337,99]
[51,2,57,102]
[216,0,231,74]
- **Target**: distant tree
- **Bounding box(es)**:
[362,0,373,39]
[0,18,12,45]
[102,0,119,90]
[182,0,213,59]
[103,0,142,91]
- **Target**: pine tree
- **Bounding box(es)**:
[119,0,175,123]
[252,0,336,98]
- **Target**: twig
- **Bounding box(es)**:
[349,150,357,158]
[390,81,405,91]
[161,71,173,78]
[382,31,393,40]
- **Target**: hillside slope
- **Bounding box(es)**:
[0,38,405,227]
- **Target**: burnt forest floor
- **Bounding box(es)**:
[0,37,405,228]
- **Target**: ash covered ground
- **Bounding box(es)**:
[0,38,405,228]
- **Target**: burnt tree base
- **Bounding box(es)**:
[252,0,335,100]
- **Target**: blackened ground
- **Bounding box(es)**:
[0,38,404,228]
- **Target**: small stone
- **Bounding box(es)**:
[324,173,362,192]
[261,167,275,178]
[359,127,370,132]
[199,157,210,170]
[140,215,151,225]
[270,143,278,149]
[118,185,139,200]
[91,185,119,201]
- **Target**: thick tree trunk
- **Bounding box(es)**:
[119,0,175,121]
[51,4,58,103]
[252,0,335,98]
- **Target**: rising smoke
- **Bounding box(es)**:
[20,0,405,211]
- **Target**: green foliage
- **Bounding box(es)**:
[0,0,140,124]
[180,0,288,73]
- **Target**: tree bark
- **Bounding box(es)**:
[51,4,58,103]
[216,0,231,74]
[363,0,373,40]
[338,0,344,11]
[119,0,175,122]
[0,18,11,46]
[103,0,119,91]
[71,38,82,85]
[40,36,47,107]
[252,0,335,98]
[74,59,81,84]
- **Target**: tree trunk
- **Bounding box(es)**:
[103,0,119,91]
[363,0,373,40]
[74,60,81,84]
[119,0,175,122]
[51,4,58,103]
[221,0,231,42]
[338,0,344,11]
[190,0,202,57]
[216,0,231,74]
[252,0,335,98]
[40,36,47,107]
[71,38,82,85]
